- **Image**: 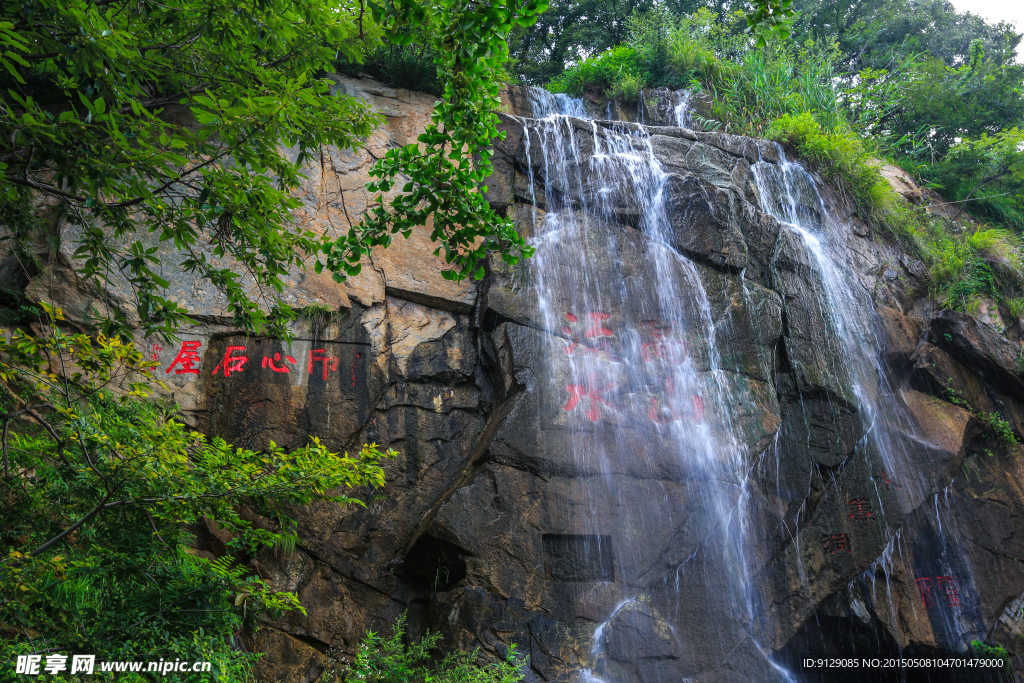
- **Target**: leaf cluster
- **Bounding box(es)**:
[0,305,395,679]
[0,0,388,341]
[318,0,547,284]
[331,613,525,683]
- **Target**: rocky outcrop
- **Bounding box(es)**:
[18,79,1024,681]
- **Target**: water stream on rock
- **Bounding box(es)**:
[751,151,983,656]
[513,83,993,679]
[525,89,792,682]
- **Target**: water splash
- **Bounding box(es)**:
[752,152,924,510]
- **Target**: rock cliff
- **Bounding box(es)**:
[20,77,1024,681]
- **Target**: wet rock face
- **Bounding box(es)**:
[24,82,1024,681]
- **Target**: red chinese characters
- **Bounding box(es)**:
[309,348,340,380]
[561,311,617,358]
[151,343,163,362]
[165,341,202,374]
[262,352,297,373]
[880,471,901,492]
[847,499,873,521]
[212,345,248,377]
[584,312,613,339]
[350,352,362,388]
[916,576,961,608]
[563,379,618,422]
[639,322,686,365]
[822,533,851,555]
[164,341,362,383]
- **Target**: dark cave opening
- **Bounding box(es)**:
[401,534,469,592]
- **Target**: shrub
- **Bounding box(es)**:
[930,228,1024,315]
[609,71,646,103]
[549,46,643,97]
[767,114,902,221]
[328,614,525,683]
[338,44,445,96]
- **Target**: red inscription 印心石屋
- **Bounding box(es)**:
[212,345,248,377]
[916,577,935,607]
[936,576,961,607]
[847,498,873,521]
[916,576,962,608]
[262,352,297,373]
[309,348,340,380]
[822,533,851,555]
[165,341,202,375]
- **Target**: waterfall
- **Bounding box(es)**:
[526,86,590,119]
[751,150,983,654]
[519,92,791,681]
[672,90,694,129]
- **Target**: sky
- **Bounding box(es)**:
[947,0,1024,60]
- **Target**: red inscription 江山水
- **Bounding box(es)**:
[563,380,618,422]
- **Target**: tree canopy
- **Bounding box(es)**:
[0,0,545,342]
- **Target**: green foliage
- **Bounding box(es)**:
[710,40,842,135]
[926,128,1024,230]
[549,45,645,98]
[766,114,900,223]
[930,229,1024,316]
[507,0,654,86]
[328,614,525,683]
[791,0,1022,74]
[551,9,841,135]
[0,305,396,679]
[349,45,446,97]
[976,411,1020,455]
[318,0,546,285]
[336,5,446,96]
[742,0,796,48]
[0,0,383,340]
[939,380,972,411]
[970,640,1013,674]
[511,0,796,85]
[0,0,545,342]
[939,380,1020,456]
[937,376,1019,456]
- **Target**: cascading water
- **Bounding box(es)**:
[503,84,1004,681]
[751,151,986,658]
[523,89,792,681]
[672,89,694,129]
[526,87,590,119]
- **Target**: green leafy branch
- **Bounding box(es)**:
[318,0,546,284]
